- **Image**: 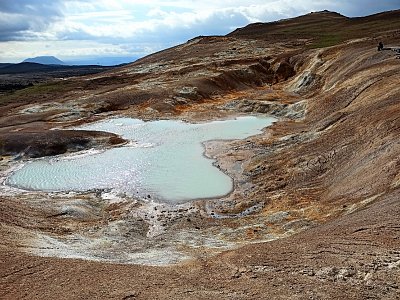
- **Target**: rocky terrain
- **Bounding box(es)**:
[0,10,399,299]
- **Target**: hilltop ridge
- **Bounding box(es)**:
[228,9,400,48]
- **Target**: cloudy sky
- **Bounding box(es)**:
[0,0,398,64]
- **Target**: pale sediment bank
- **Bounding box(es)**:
[0,114,287,266]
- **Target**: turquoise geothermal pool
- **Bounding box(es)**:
[7,116,275,202]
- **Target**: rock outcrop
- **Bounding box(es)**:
[0,130,126,158]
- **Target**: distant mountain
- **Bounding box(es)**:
[23,56,65,65]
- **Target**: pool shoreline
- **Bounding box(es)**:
[5,115,276,203]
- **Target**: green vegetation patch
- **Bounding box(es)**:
[310,34,344,49]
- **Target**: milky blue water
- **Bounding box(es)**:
[7,116,275,203]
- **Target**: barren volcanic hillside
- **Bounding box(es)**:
[0,10,399,300]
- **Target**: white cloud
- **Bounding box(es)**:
[0,0,399,62]
[0,40,147,62]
